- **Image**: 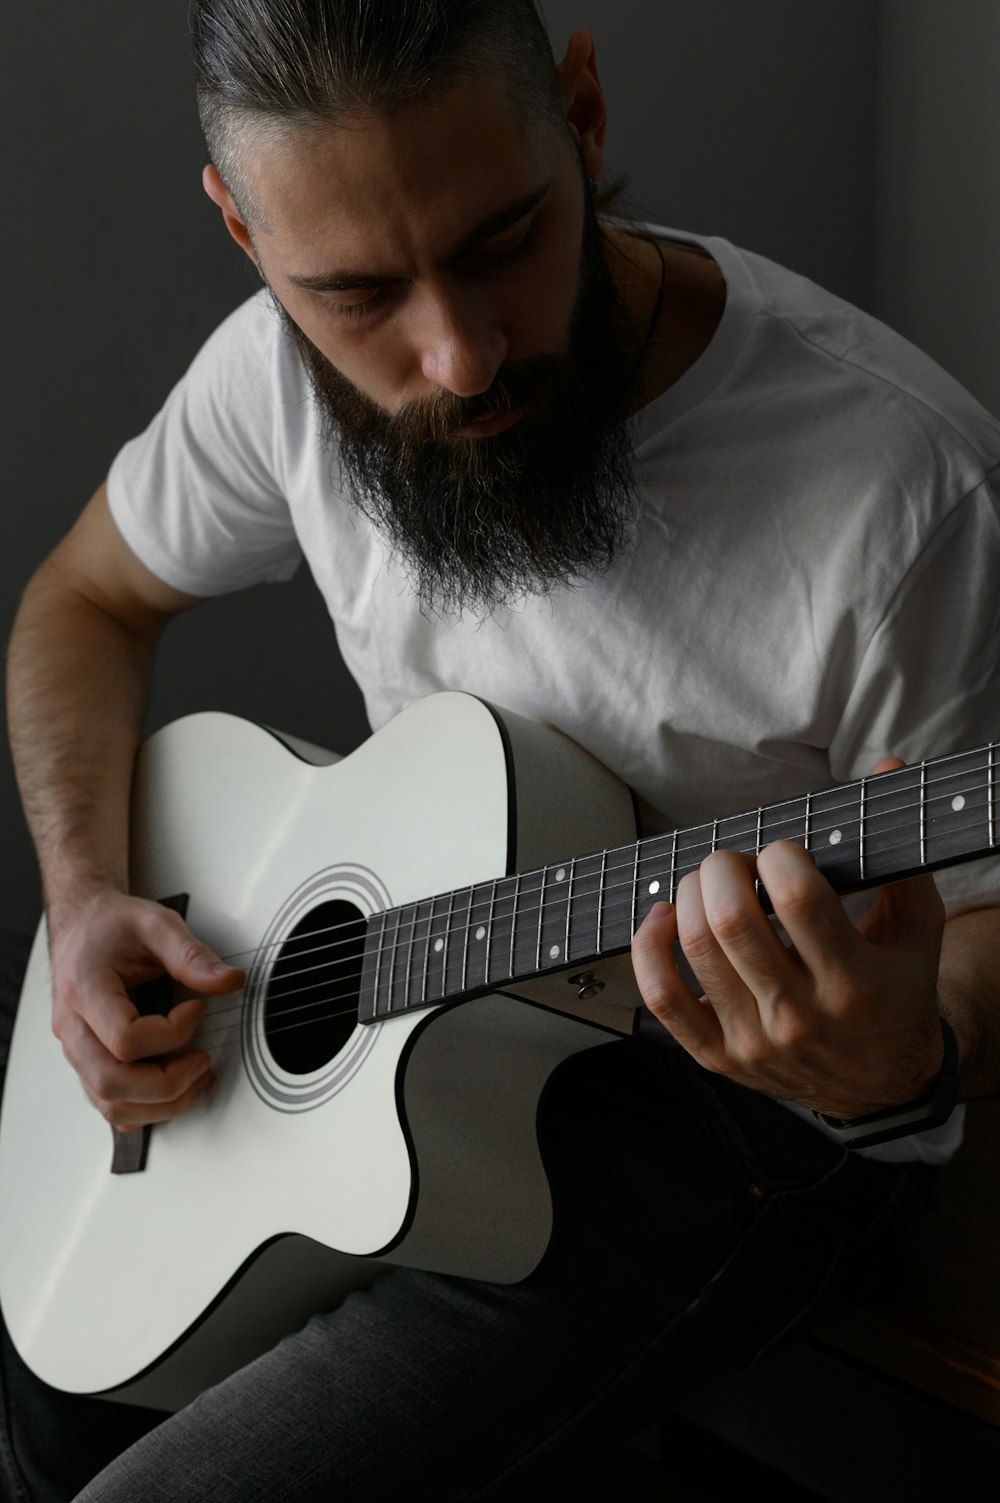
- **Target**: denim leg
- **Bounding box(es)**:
[71,1036,932,1503]
[0,930,166,1503]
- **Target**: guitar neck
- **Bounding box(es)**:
[359,743,999,1024]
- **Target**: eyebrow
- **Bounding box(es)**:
[286,182,551,293]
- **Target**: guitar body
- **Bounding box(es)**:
[0,693,639,1409]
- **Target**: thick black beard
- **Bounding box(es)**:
[281,202,641,617]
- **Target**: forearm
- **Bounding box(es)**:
[938,906,1000,1099]
[6,559,156,922]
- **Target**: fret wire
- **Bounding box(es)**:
[536,865,546,972]
[920,762,927,867]
[421,895,433,1005]
[461,888,472,992]
[991,744,996,850]
[668,830,677,903]
[509,874,520,978]
[597,850,606,953]
[385,908,399,1017]
[486,880,497,987]
[443,889,454,997]
[859,776,866,882]
[564,858,575,962]
[631,843,639,937]
[804,792,811,851]
[371,909,386,1017]
[404,904,417,1009]
[711,818,719,853]
[754,805,764,901]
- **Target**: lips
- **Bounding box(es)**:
[454,407,525,439]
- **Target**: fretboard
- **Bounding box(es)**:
[358,743,998,1024]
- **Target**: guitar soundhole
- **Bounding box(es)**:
[263,900,366,1074]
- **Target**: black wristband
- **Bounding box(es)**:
[810,1016,959,1149]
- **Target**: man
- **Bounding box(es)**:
[3,1,1000,1498]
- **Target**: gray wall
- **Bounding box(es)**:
[0,1,956,933]
[875,0,1000,417]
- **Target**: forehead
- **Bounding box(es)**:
[243,74,563,271]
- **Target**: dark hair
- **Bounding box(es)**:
[191,1,565,219]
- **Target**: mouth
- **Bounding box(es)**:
[454,407,525,439]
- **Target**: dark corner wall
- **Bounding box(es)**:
[0,1,888,933]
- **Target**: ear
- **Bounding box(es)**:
[553,30,607,180]
[202,165,257,264]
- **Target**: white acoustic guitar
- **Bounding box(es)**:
[0,692,995,1411]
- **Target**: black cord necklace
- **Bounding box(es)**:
[630,240,666,386]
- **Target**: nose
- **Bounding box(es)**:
[415,283,508,398]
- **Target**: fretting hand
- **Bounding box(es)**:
[631,760,948,1120]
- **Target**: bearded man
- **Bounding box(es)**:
[4,3,1000,1500]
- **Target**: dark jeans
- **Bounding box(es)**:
[0,929,934,1501]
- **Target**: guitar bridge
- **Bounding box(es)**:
[110,893,190,1175]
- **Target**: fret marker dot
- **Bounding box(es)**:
[555,867,566,882]
[829,829,843,846]
[648,880,661,895]
[475,925,486,942]
[549,944,560,960]
[952,794,966,812]
[434,938,444,953]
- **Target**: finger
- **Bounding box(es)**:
[631,901,724,1056]
[89,1067,216,1131]
[679,852,795,1014]
[140,907,245,995]
[70,967,210,1063]
[755,839,859,983]
[111,995,213,1064]
[856,870,946,950]
[64,1013,214,1113]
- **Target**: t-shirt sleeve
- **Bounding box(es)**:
[829,467,1000,916]
[106,292,304,595]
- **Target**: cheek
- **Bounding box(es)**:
[286,296,409,405]
[509,210,585,359]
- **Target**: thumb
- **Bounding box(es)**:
[151,912,245,993]
[860,869,945,947]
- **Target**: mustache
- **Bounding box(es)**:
[380,354,587,445]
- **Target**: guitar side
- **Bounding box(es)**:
[0,693,639,1407]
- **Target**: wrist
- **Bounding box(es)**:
[43,869,129,938]
[811,1016,959,1149]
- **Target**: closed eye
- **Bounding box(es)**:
[467,210,542,269]
[328,286,395,320]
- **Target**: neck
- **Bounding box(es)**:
[603,225,726,411]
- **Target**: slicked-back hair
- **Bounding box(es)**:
[191,0,566,221]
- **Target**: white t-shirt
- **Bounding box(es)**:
[107,229,1000,1165]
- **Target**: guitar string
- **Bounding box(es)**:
[195,762,997,979]
[186,799,997,1054]
[190,785,997,1041]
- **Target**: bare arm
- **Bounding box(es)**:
[7,484,244,1125]
[937,906,1000,1099]
[8,484,187,916]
